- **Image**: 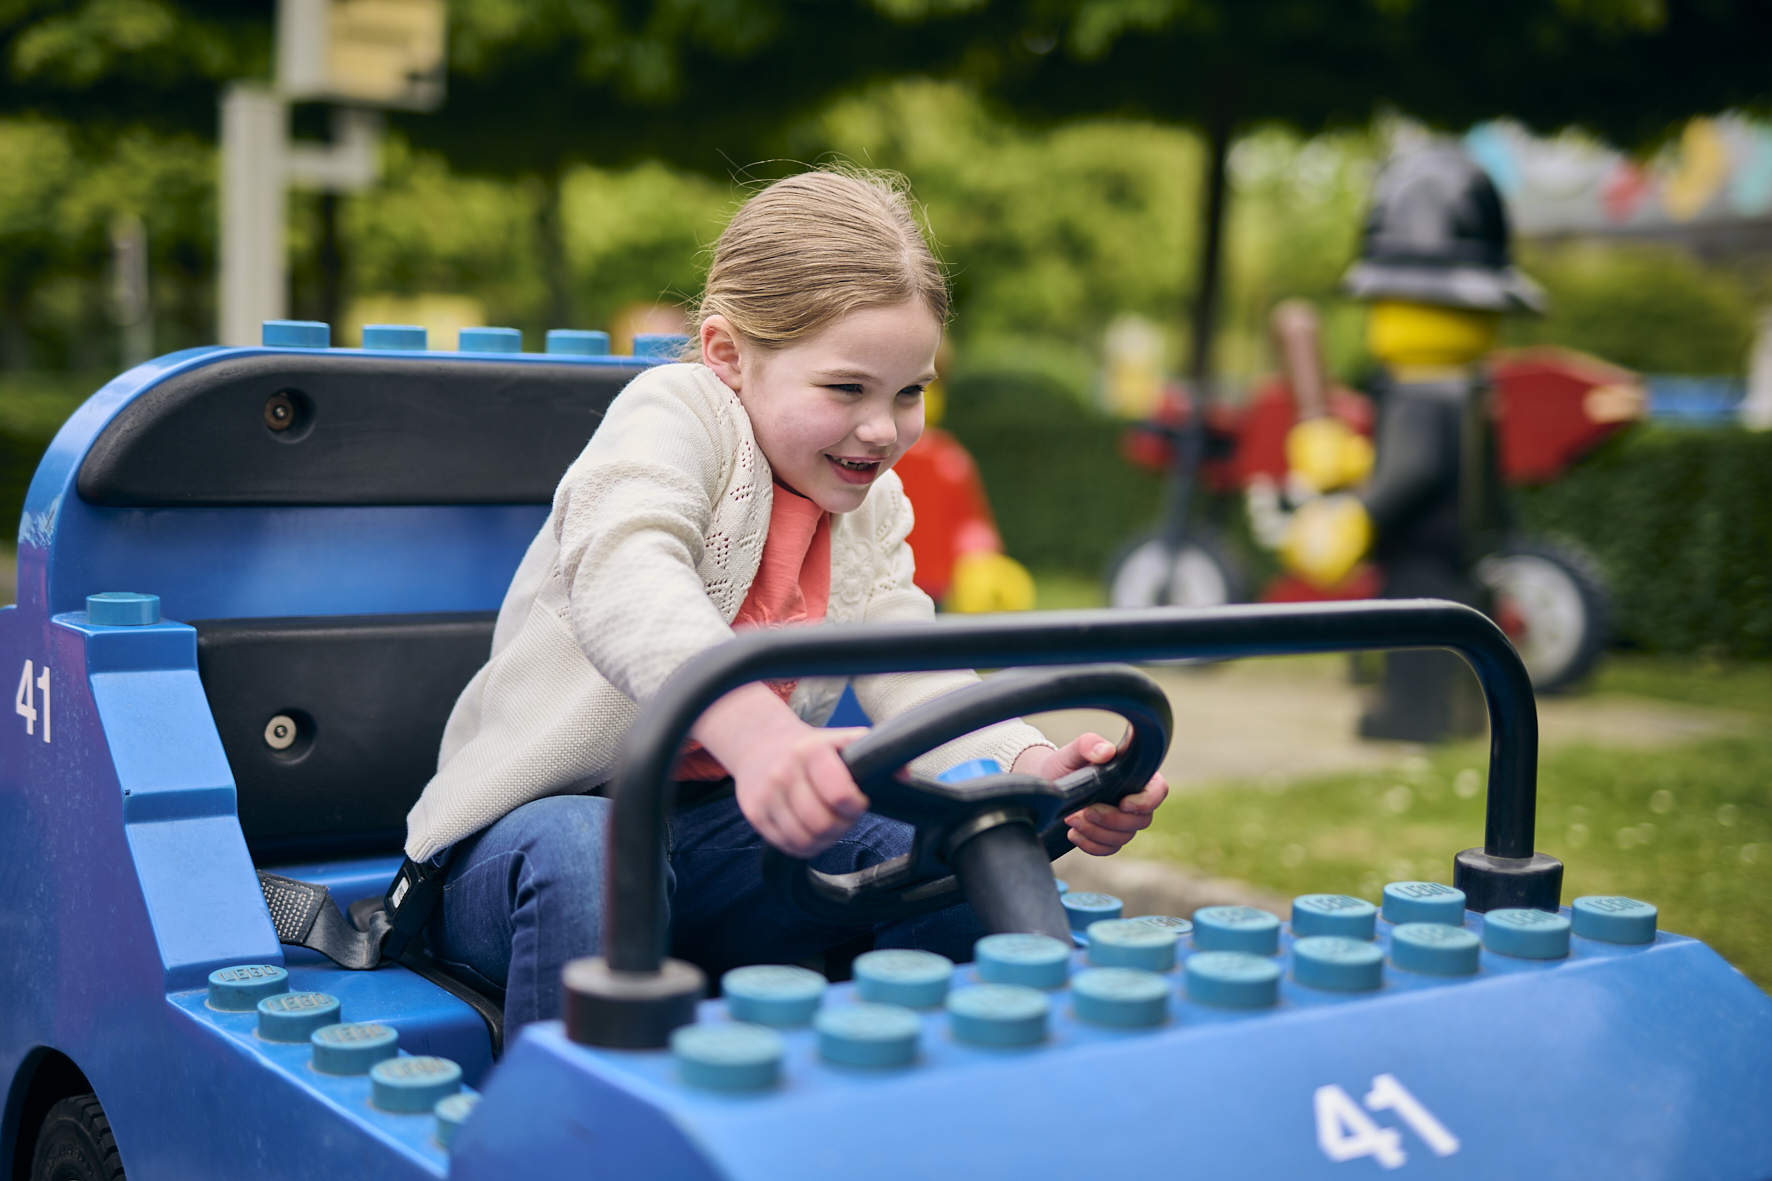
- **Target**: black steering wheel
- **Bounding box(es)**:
[761,664,1172,943]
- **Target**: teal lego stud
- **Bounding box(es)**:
[1292,936,1385,992]
[947,984,1050,1046]
[1192,906,1281,955]
[721,964,826,1027]
[853,949,953,1008]
[1130,915,1192,939]
[815,1003,921,1066]
[1572,895,1657,945]
[1382,881,1466,926]
[671,1022,784,1090]
[262,320,329,348]
[633,332,689,359]
[1389,922,1480,976]
[1291,894,1378,940]
[1086,919,1179,972]
[362,324,427,351]
[371,1056,462,1112]
[311,1022,399,1075]
[1072,967,1170,1027]
[458,327,522,353]
[546,329,610,356]
[1054,879,1069,895]
[1185,952,1281,1009]
[86,592,160,626]
[1482,908,1571,960]
[207,964,288,1011]
[256,991,340,1042]
[1062,891,1123,931]
[974,933,1071,989]
[434,1092,479,1150]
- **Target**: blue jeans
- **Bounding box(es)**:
[424,793,985,1027]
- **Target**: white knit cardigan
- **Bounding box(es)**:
[403,362,1053,861]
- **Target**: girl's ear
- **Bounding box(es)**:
[701,315,745,393]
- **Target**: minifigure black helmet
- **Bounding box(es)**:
[1343,146,1545,313]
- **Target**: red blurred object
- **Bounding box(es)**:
[1259,565,1384,604]
[1487,347,1644,485]
[1229,377,1375,487]
[893,427,1003,601]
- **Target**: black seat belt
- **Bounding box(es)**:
[257,853,451,971]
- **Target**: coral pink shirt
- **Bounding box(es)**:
[677,483,831,780]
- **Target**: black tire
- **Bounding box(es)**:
[1106,530,1247,609]
[30,1094,125,1181]
[1476,537,1612,693]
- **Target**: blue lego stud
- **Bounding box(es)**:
[1482,908,1571,960]
[721,964,826,1026]
[311,1022,399,1075]
[974,933,1071,989]
[371,1056,462,1112]
[262,319,330,348]
[633,332,690,359]
[1389,922,1481,976]
[1292,936,1385,992]
[1054,879,1069,895]
[671,1022,784,1091]
[362,324,427,351]
[1131,915,1192,938]
[854,949,953,1008]
[935,757,1002,783]
[458,327,522,353]
[1086,919,1179,972]
[256,991,340,1042]
[947,984,1049,1046]
[1185,952,1281,1009]
[1063,891,1123,931]
[1192,906,1281,955]
[1072,968,1170,1027]
[434,1092,479,1150]
[545,329,610,356]
[1572,895,1657,945]
[1382,881,1466,925]
[815,1003,921,1067]
[1291,894,1378,940]
[86,592,160,627]
[207,964,288,1012]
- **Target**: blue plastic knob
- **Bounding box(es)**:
[86,592,160,627]
[854,949,953,1008]
[1482,908,1571,959]
[1292,936,1385,992]
[1185,952,1280,1008]
[935,758,1002,783]
[262,319,329,348]
[311,1022,399,1075]
[434,1092,479,1150]
[458,327,522,353]
[1291,894,1378,940]
[1063,892,1123,931]
[633,332,690,359]
[1571,896,1657,945]
[1192,906,1281,955]
[546,329,610,356]
[362,324,427,351]
[1130,915,1192,939]
[947,985,1049,1046]
[1382,881,1466,926]
[371,1055,462,1112]
[1054,879,1069,896]
[721,964,826,1026]
[815,1003,921,1066]
[1389,922,1480,975]
[207,964,288,1011]
[1086,919,1179,972]
[671,1022,784,1090]
[974,933,1071,989]
[257,991,340,1042]
[1072,968,1170,1027]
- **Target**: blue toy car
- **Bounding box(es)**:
[3,325,1770,1180]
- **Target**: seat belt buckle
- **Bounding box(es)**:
[382,853,450,960]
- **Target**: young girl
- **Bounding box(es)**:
[404,170,1169,1025]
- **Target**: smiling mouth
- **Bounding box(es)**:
[827,455,885,484]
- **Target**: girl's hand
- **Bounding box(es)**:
[692,682,869,857]
[1012,733,1169,857]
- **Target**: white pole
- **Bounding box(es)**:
[218,84,288,346]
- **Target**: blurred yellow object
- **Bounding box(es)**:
[923,377,947,428]
[946,551,1036,614]
[1284,417,1374,493]
[1366,301,1498,367]
[1280,495,1373,590]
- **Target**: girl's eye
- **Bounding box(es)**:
[826,383,865,395]
[898,385,925,399]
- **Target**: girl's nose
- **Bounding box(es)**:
[854,407,897,448]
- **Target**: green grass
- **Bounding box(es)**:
[0,371,103,437]
[1143,654,1772,988]
[1031,570,1105,611]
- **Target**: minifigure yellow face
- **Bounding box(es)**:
[1365,301,1499,367]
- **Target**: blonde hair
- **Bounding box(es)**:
[691,169,948,356]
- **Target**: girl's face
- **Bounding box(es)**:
[701,301,938,514]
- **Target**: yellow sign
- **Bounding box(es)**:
[279,0,446,110]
